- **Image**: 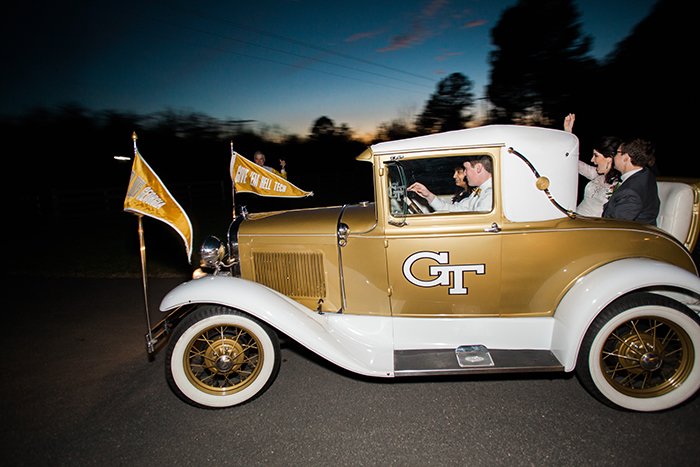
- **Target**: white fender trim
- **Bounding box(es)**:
[160,275,395,377]
[552,258,700,371]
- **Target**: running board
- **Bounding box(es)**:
[394,346,564,377]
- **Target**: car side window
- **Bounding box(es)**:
[387,155,493,217]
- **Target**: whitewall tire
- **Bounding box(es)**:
[576,293,700,412]
[165,305,281,408]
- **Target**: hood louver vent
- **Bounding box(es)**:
[252,251,326,299]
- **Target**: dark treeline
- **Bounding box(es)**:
[2,0,692,220]
[2,108,372,216]
[485,0,691,177]
[581,0,692,173]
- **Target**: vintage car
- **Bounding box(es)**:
[153,125,700,412]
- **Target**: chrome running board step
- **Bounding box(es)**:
[394,347,564,377]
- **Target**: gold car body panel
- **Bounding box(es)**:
[239,206,344,313]
[499,217,696,317]
[243,205,341,234]
[238,202,392,316]
[337,204,392,316]
[384,218,503,317]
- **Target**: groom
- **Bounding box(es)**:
[602,138,659,225]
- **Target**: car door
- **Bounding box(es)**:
[381,151,503,317]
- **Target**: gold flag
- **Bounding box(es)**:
[230,151,313,198]
[124,150,194,262]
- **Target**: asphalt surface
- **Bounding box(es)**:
[2,276,700,466]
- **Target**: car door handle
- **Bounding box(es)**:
[484,222,501,233]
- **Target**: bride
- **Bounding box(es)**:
[564,114,622,217]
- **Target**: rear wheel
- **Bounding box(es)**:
[576,293,700,411]
[165,305,281,408]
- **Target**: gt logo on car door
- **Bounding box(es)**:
[403,251,485,295]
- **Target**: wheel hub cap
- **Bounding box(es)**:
[216,355,234,372]
[640,352,662,371]
[614,333,663,375]
[204,339,245,375]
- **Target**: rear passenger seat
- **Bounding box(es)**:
[657,181,695,246]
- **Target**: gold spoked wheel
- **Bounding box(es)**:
[600,316,694,398]
[184,324,264,396]
[166,306,281,408]
[577,293,700,411]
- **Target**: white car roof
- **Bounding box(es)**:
[369,125,580,222]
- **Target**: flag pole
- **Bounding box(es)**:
[230,141,237,219]
[133,131,156,352]
[138,214,155,351]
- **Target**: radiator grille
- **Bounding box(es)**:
[252,251,326,298]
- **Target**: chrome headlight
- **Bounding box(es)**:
[199,235,225,268]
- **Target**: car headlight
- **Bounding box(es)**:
[199,235,225,268]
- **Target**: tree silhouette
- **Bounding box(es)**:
[591,0,690,174]
[415,72,475,134]
[375,119,415,142]
[309,115,353,141]
[487,0,595,124]
[309,116,336,139]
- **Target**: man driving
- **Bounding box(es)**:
[408,156,493,212]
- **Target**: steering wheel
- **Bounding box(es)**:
[407,199,421,214]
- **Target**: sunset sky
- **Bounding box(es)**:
[3,0,657,138]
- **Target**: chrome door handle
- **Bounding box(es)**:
[484,222,501,233]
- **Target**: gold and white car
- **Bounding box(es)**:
[155,125,700,412]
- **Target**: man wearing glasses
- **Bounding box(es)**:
[602,138,659,225]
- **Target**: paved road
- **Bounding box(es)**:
[2,276,699,466]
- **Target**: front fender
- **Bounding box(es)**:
[552,258,700,371]
[160,275,394,377]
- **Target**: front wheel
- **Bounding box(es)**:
[165,305,281,408]
[576,293,700,411]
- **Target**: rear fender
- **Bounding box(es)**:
[160,275,394,377]
[552,258,700,371]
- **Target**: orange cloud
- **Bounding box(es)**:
[462,20,486,29]
[435,51,463,60]
[345,30,382,42]
[373,1,482,53]
[377,22,428,52]
[423,0,449,17]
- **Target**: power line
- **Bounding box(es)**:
[126,27,429,96]
[126,11,433,93]
[150,0,436,84]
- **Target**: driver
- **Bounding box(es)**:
[408,156,493,212]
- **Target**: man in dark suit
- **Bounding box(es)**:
[602,138,659,225]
